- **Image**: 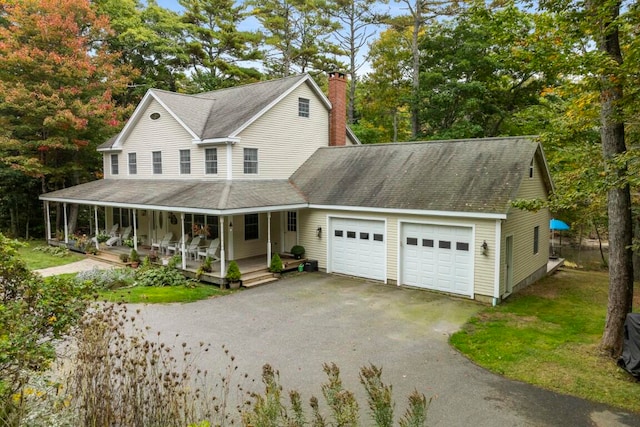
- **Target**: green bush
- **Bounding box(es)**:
[135,264,190,287]
[129,248,140,263]
[225,260,241,282]
[290,245,305,258]
[31,245,70,257]
[269,253,283,273]
[75,267,136,290]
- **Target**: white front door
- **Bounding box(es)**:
[330,217,386,281]
[283,211,298,253]
[401,223,473,296]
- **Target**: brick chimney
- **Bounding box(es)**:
[328,71,347,146]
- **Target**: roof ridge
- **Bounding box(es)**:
[317,136,538,150]
[194,74,308,98]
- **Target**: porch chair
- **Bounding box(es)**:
[180,236,202,260]
[106,225,131,247]
[151,232,173,255]
[108,223,119,236]
[197,238,220,262]
[167,234,189,256]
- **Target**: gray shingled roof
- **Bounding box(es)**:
[289,137,550,214]
[98,74,312,150]
[40,179,307,212]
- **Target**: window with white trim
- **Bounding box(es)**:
[152,151,162,174]
[180,149,191,174]
[529,159,534,178]
[205,148,217,174]
[244,148,258,174]
[298,97,310,117]
[128,153,137,175]
[110,154,119,175]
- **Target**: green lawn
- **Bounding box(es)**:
[18,239,85,270]
[451,269,640,413]
[98,284,235,303]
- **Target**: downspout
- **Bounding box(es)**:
[492,219,502,306]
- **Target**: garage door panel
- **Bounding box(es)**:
[331,218,385,281]
[401,223,473,296]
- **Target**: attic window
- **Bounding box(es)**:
[298,98,309,117]
[529,159,534,178]
[150,112,161,120]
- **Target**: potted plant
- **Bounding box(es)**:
[119,253,130,263]
[269,253,283,274]
[196,256,213,280]
[291,245,305,260]
[225,260,242,289]
[129,248,141,268]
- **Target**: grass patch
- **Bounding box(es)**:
[98,283,235,304]
[451,269,640,413]
[18,239,84,270]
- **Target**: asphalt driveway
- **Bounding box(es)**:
[134,272,640,426]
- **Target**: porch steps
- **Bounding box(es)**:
[242,270,279,288]
[87,251,125,266]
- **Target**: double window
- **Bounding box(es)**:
[152,151,162,174]
[128,153,137,175]
[180,149,191,174]
[110,154,119,175]
[205,148,218,174]
[244,148,258,174]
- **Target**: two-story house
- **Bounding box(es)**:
[40,72,553,304]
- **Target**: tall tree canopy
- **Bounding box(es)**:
[0,0,133,236]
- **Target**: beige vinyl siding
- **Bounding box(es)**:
[105,99,228,180]
[500,157,550,296]
[229,213,271,260]
[233,84,329,179]
[299,208,496,298]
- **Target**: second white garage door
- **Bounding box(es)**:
[330,218,386,281]
[401,223,473,296]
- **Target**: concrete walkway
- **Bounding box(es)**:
[35,258,114,277]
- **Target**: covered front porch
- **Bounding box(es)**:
[39,179,311,286]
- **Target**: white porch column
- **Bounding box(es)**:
[63,203,69,243]
[132,208,138,251]
[180,213,186,270]
[45,201,51,241]
[219,216,226,277]
[94,206,99,249]
[267,212,272,267]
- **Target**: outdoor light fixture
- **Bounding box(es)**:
[316,226,322,238]
[481,240,489,256]
[229,222,233,231]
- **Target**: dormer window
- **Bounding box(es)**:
[298,98,309,117]
[150,112,161,120]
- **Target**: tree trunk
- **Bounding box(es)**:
[634,215,640,281]
[67,204,79,236]
[410,1,421,139]
[598,0,634,357]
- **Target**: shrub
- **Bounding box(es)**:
[96,233,110,243]
[75,267,136,290]
[31,245,70,257]
[119,253,129,263]
[290,245,305,258]
[0,233,93,425]
[225,260,241,282]
[135,264,190,287]
[269,253,283,273]
[130,248,140,263]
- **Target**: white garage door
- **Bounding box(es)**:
[401,223,473,296]
[330,218,386,281]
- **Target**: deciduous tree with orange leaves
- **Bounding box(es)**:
[0,0,135,235]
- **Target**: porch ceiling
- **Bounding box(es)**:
[39,179,308,214]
